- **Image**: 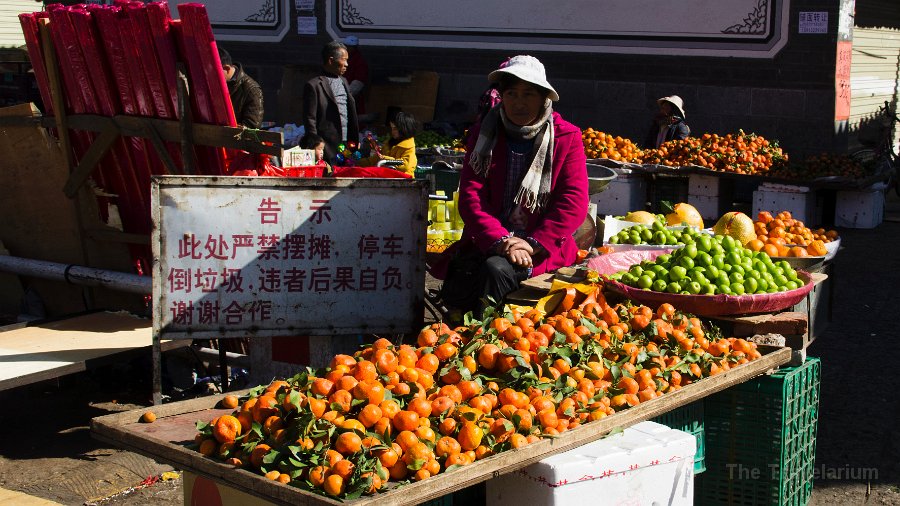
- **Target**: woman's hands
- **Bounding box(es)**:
[496,236,536,268]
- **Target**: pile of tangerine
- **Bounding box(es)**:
[194,298,762,498]
[582,128,644,162]
[746,210,839,258]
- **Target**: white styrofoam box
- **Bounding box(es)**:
[487,421,695,506]
[593,175,647,218]
[687,194,719,222]
[835,188,884,228]
[601,215,640,242]
[688,174,721,197]
[752,189,817,224]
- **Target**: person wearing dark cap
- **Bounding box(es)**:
[218,48,264,129]
[302,40,359,163]
[644,95,690,148]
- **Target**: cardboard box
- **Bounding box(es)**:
[593,174,647,217]
[367,71,440,128]
[834,187,884,228]
[487,421,696,506]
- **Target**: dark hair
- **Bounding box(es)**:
[496,74,550,98]
[389,112,420,144]
[299,132,325,149]
[321,40,347,64]
[217,47,232,67]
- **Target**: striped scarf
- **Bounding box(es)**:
[469,100,554,212]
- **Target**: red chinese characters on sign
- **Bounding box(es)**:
[166,200,416,329]
[310,199,332,224]
[218,300,274,325]
[168,263,404,295]
[169,300,193,324]
[204,235,229,259]
[257,234,281,260]
[194,268,219,292]
[178,234,202,259]
[221,268,244,293]
[257,197,281,224]
[232,234,254,258]
[357,234,406,259]
[167,268,192,293]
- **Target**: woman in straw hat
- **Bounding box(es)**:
[434,55,589,315]
[644,95,691,148]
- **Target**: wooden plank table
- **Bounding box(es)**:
[0,311,186,391]
[91,346,791,506]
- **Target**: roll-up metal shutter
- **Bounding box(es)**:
[849,27,900,151]
[0,1,38,48]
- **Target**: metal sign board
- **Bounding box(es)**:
[151,176,428,339]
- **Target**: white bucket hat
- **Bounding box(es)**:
[488,55,559,102]
[658,95,686,118]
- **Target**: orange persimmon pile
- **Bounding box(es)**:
[194,294,762,498]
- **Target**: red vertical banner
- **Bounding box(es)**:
[835,40,852,121]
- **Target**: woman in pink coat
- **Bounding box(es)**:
[437,55,589,314]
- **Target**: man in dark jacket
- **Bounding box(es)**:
[302,40,359,163]
[219,48,264,129]
[644,95,690,149]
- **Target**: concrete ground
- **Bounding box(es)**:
[2,194,900,505]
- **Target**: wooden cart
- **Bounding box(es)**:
[92,346,790,506]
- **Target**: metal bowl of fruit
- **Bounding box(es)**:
[587,164,617,194]
[769,255,825,271]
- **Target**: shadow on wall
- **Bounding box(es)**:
[849,47,899,153]
[854,0,900,30]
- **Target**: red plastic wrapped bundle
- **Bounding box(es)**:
[17,14,53,116]
[169,18,226,174]
[145,2,179,116]
[176,3,236,128]
[90,4,158,215]
[228,151,284,177]
[120,3,183,173]
[332,166,414,179]
[47,7,146,234]
[19,2,238,266]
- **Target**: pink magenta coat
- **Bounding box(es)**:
[433,111,588,279]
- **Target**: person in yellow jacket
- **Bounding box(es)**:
[362,111,419,174]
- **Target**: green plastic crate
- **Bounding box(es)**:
[699,357,821,506]
[414,166,433,180]
[651,400,706,474]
